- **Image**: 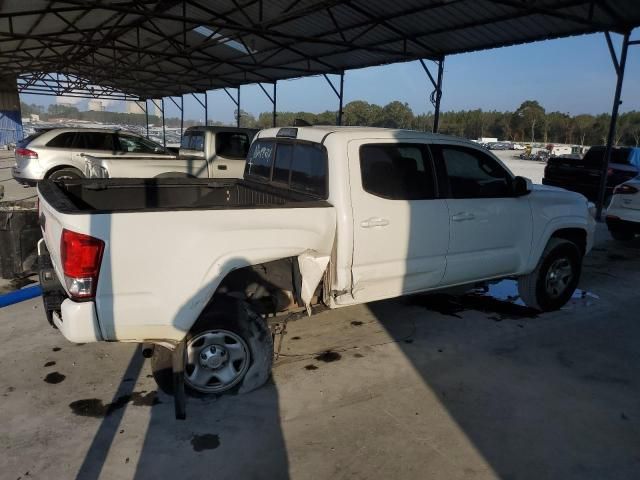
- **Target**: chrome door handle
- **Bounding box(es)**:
[451,212,475,222]
[360,217,390,228]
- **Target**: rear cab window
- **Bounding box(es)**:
[216,132,250,159]
[245,139,328,198]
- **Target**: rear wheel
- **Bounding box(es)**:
[47,167,83,181]
[151,296,273,396]
[518,238,582,312]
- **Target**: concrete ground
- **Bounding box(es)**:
[0,152,36,203]
[1,223,639,480]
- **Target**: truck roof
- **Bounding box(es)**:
[256,126,469,145]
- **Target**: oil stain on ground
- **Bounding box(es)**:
[69,391,161,417]
[304,364,318,370]
[315,351,342,362]
[191,433,220,452]
[350,321,364,326]
[44,361,56,367]
[44,372,66,384]
[52,347,61,352]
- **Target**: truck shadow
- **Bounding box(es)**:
[77,183,290,479]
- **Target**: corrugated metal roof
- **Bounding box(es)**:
[1,0,638,99]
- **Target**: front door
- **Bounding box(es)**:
[347,140,450,304]
[431,144,532,286]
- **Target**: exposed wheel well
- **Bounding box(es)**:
[214,257,306,314]
[550,228,587,256]
[45,165,84,179]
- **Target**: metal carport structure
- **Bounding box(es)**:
[1,0,640,215]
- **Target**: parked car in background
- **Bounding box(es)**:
[606,176,640,241]
[513,143,526,150]
[12,128,173,185]
[543,146,640,202]
[487,142,511,150]
[84,126,258,179]
[38,126,595,396]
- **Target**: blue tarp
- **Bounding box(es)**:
[0,109,23,146]
[0,285,42,308]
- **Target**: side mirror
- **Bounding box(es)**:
[513,176,532,196]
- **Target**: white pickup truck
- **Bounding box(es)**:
[84,126,258,180]
[37,126,596,397]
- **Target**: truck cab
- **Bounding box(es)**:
[179,126,258,178]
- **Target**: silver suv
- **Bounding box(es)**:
[12,128,173,185]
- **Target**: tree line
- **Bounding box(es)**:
[21,100,640,146]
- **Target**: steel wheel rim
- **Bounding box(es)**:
[545,257,574,299]
[185,329,250,393]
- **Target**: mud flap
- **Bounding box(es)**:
[297,251,330,314]
[172,340,186,420]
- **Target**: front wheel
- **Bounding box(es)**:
[517,238,582,312]
[151,296,273,396]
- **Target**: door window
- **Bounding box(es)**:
[216,132,250,159]
[46,132,76,148]
[359,143,436,200]
[72,132,116,151]
[117,134,164,154]
[438,146,512,198]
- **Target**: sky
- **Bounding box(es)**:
[19,32,640,124]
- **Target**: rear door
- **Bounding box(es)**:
[348,140,449,303]
[71,131,118,169]
[211,131,251,178]
[432,144,532,286]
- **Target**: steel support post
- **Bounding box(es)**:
[419,57,445,133]
[145,100,149,139]
[237,87,241,128]
[161,98,166,148]
[205,93,208,126]
[273,82,277,127]
[596,31,631,220]
[258,82,278,127]
[323,72,345,125]
[180,96,184,142]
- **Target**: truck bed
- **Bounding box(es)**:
[38,178,330,214]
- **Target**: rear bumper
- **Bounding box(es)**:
[52,299,103,343]
[12,166,41,186]
[38,238,103,343]
[542,178,612,201]
[606,216,640,234]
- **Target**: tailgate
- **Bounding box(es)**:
[37,182,106,296]
[545,158,600,186]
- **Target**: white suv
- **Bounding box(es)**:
[606,176,640,240]
[12,128,173,185]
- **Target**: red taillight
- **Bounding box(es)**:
[61,229,104,299]
[613,184,639,195]
[15,147,38,159]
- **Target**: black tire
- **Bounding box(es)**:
[517,238,582,312]
[47,167,83,181]
[609,228,634,242]
[151,296,273,396]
